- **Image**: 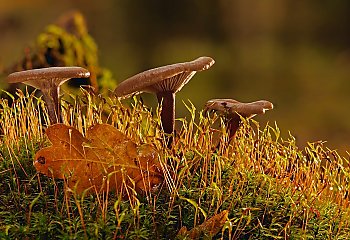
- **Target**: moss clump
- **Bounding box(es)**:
[0,90,350,239]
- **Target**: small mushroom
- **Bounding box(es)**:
[114,56,215,135]
[205,99,273,141]
[7,67,90,123]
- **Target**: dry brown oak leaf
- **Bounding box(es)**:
[34,123,164,194]
[177,210,229,239]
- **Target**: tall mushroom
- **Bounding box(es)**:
[205,99,273,141]
[7,67,90,123]
[114,56,215,135]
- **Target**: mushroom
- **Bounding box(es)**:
[7,67,90,123]
[205,99,273,141]
[114,56,215,135]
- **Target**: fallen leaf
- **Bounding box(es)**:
[34,123,163,194]
[177,210,229,239]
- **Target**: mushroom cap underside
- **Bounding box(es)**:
[205,99,273,117]
[7,67,90,89]
[114,56,215,98]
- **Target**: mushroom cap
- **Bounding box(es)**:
[7,67,90,89]
[114,56,215,98]
[205,99,273,118]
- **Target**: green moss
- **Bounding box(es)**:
[0,90,350,239]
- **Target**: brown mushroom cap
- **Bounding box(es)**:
[7,67,90,88]
[114,56,215,138]
[7,66,90,124]
[206,99,273,147]
[205,99,273,118]
[114,56,215,98]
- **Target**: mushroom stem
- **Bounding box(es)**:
[215,115,240,150]
[42,87,61,124]
[227,115,241,141]
[156,91,175,135]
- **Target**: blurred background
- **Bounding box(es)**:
[1,0,350,154]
